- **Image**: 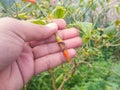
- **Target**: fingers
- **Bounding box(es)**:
[0,17,67,42]
[52,19,66,30]
[30,28,79,47]
[33,37,82,59]
[34,49,76,74]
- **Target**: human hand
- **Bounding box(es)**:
[0,17,82,90]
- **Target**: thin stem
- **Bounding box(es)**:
[93,8,108,28]
[23,85,27,90]
[14,1,19,18]
[2,7,13,17]
[81,0,94,18]
[58,75,70,90]
[111,38,120,44]
[20,3,31,12]
[49,69,57,90]
[107,44,120,47]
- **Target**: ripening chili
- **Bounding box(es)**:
[55,34,70,62]
[63,49,70,61]
[25,0,36,4]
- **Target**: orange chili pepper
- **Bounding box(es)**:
[63,49,70,62]
[55,33,70,62]
[25,0,36,4]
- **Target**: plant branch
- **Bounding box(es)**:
[49,69,57,90]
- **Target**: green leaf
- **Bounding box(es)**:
[53,6,66,18]
[31,19,46,25]
[18,13,27,19]
[104,25,117,36]
[115,20,120,26]
[76,22,93,44]
[105,85,117,90]
[77,22,93,35]
[56,74,63,83]
[91,3,97,11]
[106,0,110,3]
[115,5,120,15]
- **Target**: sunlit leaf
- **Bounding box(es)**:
[105,85,117,90]
[31,19,46,25]
[18,13,27,19]
[53,6,66,18]
[115,20,120,26]
[77,22,93,35]
[56,74,63,83]
[106,0,110,3]
[80,0,84,2]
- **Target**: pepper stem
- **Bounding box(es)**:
[55,33,70,62]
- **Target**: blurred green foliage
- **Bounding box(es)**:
[0,0,120,90]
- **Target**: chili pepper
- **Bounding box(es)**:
[27,11,69,61]
[63,49,70,61]
[55,33,70,62]
[25,0,36,4]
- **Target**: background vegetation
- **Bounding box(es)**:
[0,0,120,90]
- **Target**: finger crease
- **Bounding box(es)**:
[61,31,65,40]
[46,44,52,55]
[16,60,25,85]
[46,56,51,70]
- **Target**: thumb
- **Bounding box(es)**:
[2,17,58,42]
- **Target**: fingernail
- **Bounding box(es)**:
[46,23,58,30]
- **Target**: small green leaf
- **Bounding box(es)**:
[31,19,46,25]
[104,25,117,36]
[77,22,93,35]
[18,13,27,19]
[106,0,110,3]
[105,85,117,90]
[91,3,97,11]
[56,74,63,83]
[115,20,120,26]
[53,6,66,18]
[115,5,120,15]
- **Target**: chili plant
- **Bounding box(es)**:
[0,0,120,90]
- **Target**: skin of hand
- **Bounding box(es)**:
[0,17,82,90]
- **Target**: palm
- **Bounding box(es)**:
[16,44,34,84]
[0,44,34,89]
[0,29,81,90]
